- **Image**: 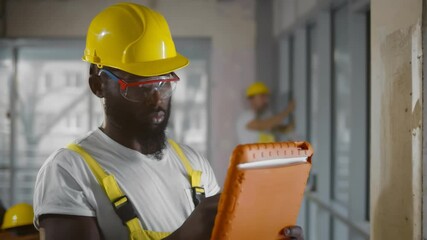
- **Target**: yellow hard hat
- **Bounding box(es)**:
[246,82,270,97]
[1,203,34,230]
[83,3,189,77]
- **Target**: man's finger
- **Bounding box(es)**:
[283,226,303,237]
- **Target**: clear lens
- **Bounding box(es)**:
[121,80,177,102]
[99,69,179,102]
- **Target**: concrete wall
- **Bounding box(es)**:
[423,3,427,239]
[370,0,423,239]
[5,0,257,186]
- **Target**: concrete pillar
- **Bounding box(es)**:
[370,0,423,239]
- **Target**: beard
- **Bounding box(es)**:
[104,97,172,159]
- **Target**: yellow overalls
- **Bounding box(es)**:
[67,139,205,240]
[258,132,276,143]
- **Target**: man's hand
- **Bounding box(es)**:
[274,120,295,134]
[282,225,304,240]
[285,99,296,114]
[165,195,304,240]
[165,194,220,240]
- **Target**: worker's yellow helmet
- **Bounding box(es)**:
[83,3,189,77]
[1,203,34,230]
[246,82,270,97]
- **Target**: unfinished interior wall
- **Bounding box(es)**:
[370,0,423,239]
[5,0,256,186]
[423,2,427,238]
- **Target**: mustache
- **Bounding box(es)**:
[151,107,166,113]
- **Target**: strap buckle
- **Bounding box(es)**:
[113,195,138,224]
[191,187,206,207]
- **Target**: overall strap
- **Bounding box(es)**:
[67,141,201,239]
[167,139,205,205]
[67,143,150,240]
[258,132,276,143]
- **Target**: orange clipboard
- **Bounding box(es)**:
[211,141,313,240]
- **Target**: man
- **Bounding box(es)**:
[237,82,295,144]
[33,3,303,240]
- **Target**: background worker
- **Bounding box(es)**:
[0,203,39,240]
[33,3,304,240]
[237,82,295,144]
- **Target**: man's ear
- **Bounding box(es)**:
[89,75,104,98]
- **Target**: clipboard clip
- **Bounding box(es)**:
[191,186,206,207]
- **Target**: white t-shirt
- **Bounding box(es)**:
[236,110,259,144]
[33,129,220,239]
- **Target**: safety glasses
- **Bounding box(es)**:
[98,69,179,102]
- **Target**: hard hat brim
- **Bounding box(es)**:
[246,92,269,98]
[102,53,190,77]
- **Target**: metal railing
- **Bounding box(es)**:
[305,191,370,238]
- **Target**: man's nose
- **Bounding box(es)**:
[149,89,163,106]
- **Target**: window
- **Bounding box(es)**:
[295,4,370,240]
[306,24,319,240]
[0,41,104,207]
[365,10,371,222]
[171,38,211,158]
[289,35,295,102]
[0,47,12,206]
[0,38,212,207]
[276,37,294,142]
[307,25,319,151]
[65,114,83,131]
[331,5,352,239]
[44,73,52,90]
[332,4,351,206]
